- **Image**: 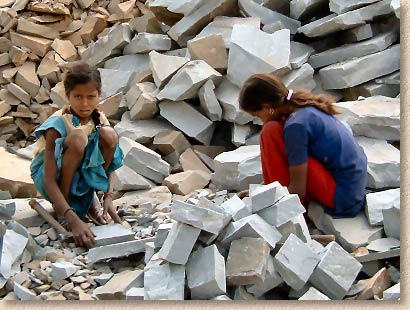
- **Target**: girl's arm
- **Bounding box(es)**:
[102,172,121,223]
[288,163,308,199]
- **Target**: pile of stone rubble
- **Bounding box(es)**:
[0,0,401,301]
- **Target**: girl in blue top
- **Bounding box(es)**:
[238,73,367,218]
[30,61,124,247]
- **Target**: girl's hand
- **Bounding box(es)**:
[237,189,249,199]
[66,212,96,248]
[103,196,122,224]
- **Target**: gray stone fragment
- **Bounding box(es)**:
[157,60,222,101]
[231,123,251,147]
[199,79,222,121]
[159,100,215,145]
[383,282,400,300]
[233,285,257,300]
[98,68,134,100]
[356,137,400,189]
[273,234,321,290]
[365,188,400,226]
[93,273,114,286]
[158,222,201,264]
[211,295,232,300]
[290,0,328,21]
[186,244,226,299]
[214,77,254,125]
[355,247,400,263]
[144,259,185,300]
[221,195,248,221]
[340,23,378,43]
[104,54,150,72]
[309,241,363,300]
[113,165,154,191]
[6,83,30,105]
[90,224,135,247]
[94,270,144,300]
[82,23,132,67]
[309,31,398,69]
[250,181,289,213]
[367,238,400,252]
[262,21,286,34]
[228,25,291,87]
[298,287,331,300]
[0,229,28,279]
[13,281,37,300]
[239,0,301,34]
[330,0,381,15]
[335,96,400,141]
[125,287,144,300]
[149,51,189,88]
[212,145,263,191]
[390,0,400,18]
[319,44,400,89]
[282,63,316,91]
[298,0,394,37]
[290,41,315,69]
[124,33,172,54]
[0,201,16,220]
[226,237,270,286]
[308,202,383,252]
[51,260,80,280]
[154,223,173,248]
[383,204,400,240]
[221,214,282,249]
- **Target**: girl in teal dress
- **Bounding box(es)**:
[30,61,124,248]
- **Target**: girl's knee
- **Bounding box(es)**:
[65,129,87,154]
[99,126,118,149]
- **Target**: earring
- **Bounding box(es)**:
[269,109,274,115]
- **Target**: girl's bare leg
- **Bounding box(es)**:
[99,126,118,170]
[59,129,88,203]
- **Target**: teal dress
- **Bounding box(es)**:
[30,114,124,217]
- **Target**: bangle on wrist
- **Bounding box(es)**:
[103,192,114,199]
[63,208,76,218]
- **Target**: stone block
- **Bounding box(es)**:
[220,194,248,221]
[290,41,315,69]
[163,169,211,195]
[13,281,37,300]
[298,287,331,300]
[154,223,173,248]
[228,25,290,87]
[15,61,40,98]
[365,188,400,226]
[231,123,251,147]
[126,287,144,300]
[366,238,400,253]
[50,81,69,107]
[383,282,400,300]
[129,11,163,34]
[6,83,30,105]
[186,244,226,299]
[290,0,329,21]
[113,165,153,191]
[129,84,159,120]
[153,130,191,156]
[221,214,282,249]
[94,269,144,300]
[159,100,215,145]
[99,68,134,101]
[188,34,228,70]
[78,14,107,44]
[0,229,28,279]
[51,39,77,62]
[37,51,59,83]
[382,205,400,240]
[170,200,225,234]
[226,237,270,286]
[10,31,52,57]
[282,63,316,91]
[51,260,81,280]
[198,79,222,121]
[250,181,289,213]
[180,148,211,175]
[309,241,363,299]
[330,0,380,15]
[17,18,59,40]
[148,51,189,88]
[124,33,171,54]
[273,234,320,290]
[89,224,135,247]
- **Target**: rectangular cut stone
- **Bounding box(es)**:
[154,223,173,248]
[298,0,394,37]
[258,194,306,227]
[198,80,223,121]
[163,170,211,195]
[170,200,225,234]
[113,165,153,191]
[330,0,381,15]
[94,270,144,300]
[126,287,144,300]
[188,34,228,70]
[90,224,135,247]
[221,194,248,220]
[124,33,171,54]
[153,130,191,157]
[226,237,270,286]
[383,205,400,240]
[290,0,329,21]
[99,68,134,100]
[221,214,282,249]
[290,41,315,69]
[17,18,59,40]
[144,260,185,300]
[335,96,400,141]
[250,181,289,212]
[15,61,40,98]
[273,234,321,290]
[87,237,155,265]
[309,242,363,300]
[10,31,52,57]
[158,222,201,265]
[319,44,400,89]
[298,287,331,300]
[365,188,400,226]
[159,100,215,145]
[186,244,226,299]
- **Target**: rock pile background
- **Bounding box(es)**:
[0,0,402,301]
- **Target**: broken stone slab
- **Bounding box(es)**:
[309,241,363,300]
[124,33,172,54]
[298,0,394,37]
[273,234,321,290]
[167,0,238,46]
[154,223,173,248]
[212,145,263,191]
[356,137,400,189]
[129,85,159,120]
[298,287,331,300]
[27,1,70,15]
[159,100,216,145]
[149,51,189,88]
[262,20,286,34]
[221,195,251,221]
[335,96,400,141]
[89,224,135,247]
[153,130,191,157]
[157,60,222,101]
[9,46,29,67]
[198,79,223,122]
[113,165,154,191]
[129,11,163,34]
[37,51,59,84]
[51,260,81,280]
[290,41,315,70]
[226,237,270,286]
[170,200,225,234]
[228,25,290,87]
[180,148,211,175]
[308,202,383,252]
[187,34,228,70]
[87,237,155,265]
[383,205,400,240]
[319,43,400,89]
[120,136,171,184]
[239,0,300,34]
[162,170,211,195]
[0,52,10,66]
[258,194,306,227]
[94,269,144,300]
[13,281,37,301]
[214,77,254,125]
[10,31,52,57]
[355,247,400,264]
[221,214,282,249]
[250,181,289,213]
[339,23,379,44]
[365,188,400,226]
[78,14,107,45]
[356,267,391,300]
[246,255,283,297]
[126,287,145,300]
[366,238,400,253]
[231,123,251,147]
[290,0,329,21]
[186,244,226,299]
[50,39,78,62]
[0,201,15,220]
[391,0,400,18]
[112,186,172,209]
[50,81,70,108]
[144,259,185,300]
[330,0,381,15]
[16,18,59,40]
[99,68,134,101]
[383,282,400,300]
[282,63,316,91]
[309,31,398,69]
[115,112,176,143]
[195,16,260,49]
[6,83,30,105]
[82,23,132,67]
[147,0,204,20]
[15,61,40,98]
[104,54,150,74]
[0,229,28,279]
